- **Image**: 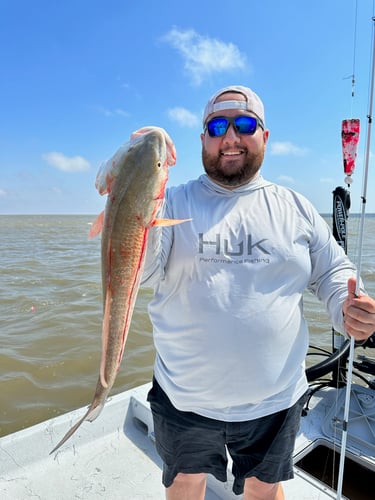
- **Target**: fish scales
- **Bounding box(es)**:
[50,127,183,454]
[99,132,169,389]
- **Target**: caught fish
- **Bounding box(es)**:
[50,126,188,454]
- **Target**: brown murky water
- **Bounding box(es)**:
[1,214,374,437]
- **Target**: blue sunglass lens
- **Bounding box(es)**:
[207,118,229,137]
[234,116,257,134]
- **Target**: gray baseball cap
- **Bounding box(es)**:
[203,85,265,127]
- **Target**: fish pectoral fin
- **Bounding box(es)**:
[88,211,105,238]
[153,218,192,227]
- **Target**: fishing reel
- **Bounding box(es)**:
[306,332,375,389]
[359,331,375,349]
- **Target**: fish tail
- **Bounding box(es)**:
[50,401,105,455]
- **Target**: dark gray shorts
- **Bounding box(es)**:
[147,377,307,495]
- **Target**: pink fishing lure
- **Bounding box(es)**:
[341,118,360,176]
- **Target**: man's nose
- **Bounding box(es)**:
[223,124,241,142]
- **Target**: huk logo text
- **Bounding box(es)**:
[198,233,270,256]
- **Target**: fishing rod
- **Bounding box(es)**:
[336,16,375,500]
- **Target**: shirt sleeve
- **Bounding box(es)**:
[307,208,364,335]
[140,196,173,288]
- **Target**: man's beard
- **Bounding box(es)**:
[202,146,265,188]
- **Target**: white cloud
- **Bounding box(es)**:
[167,107,200,127]
[278,175,296,185]
[95,106,130,117]
[42,152,91,172]
[270,141,308,156]
[320,177,335,184]
[0,188,8,198]
[113,108,129,117]
[163,28,247,85]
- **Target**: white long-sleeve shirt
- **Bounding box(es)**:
[141,174,358,421]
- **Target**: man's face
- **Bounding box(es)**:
[201,92,269,189]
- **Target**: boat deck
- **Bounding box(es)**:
[1,383,374,499]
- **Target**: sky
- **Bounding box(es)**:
[1,0,375,215]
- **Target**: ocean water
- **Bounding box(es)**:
[1,214,374,437]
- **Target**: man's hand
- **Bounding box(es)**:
[342,277,375,341]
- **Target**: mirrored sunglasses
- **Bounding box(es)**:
[205,115,264,137]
